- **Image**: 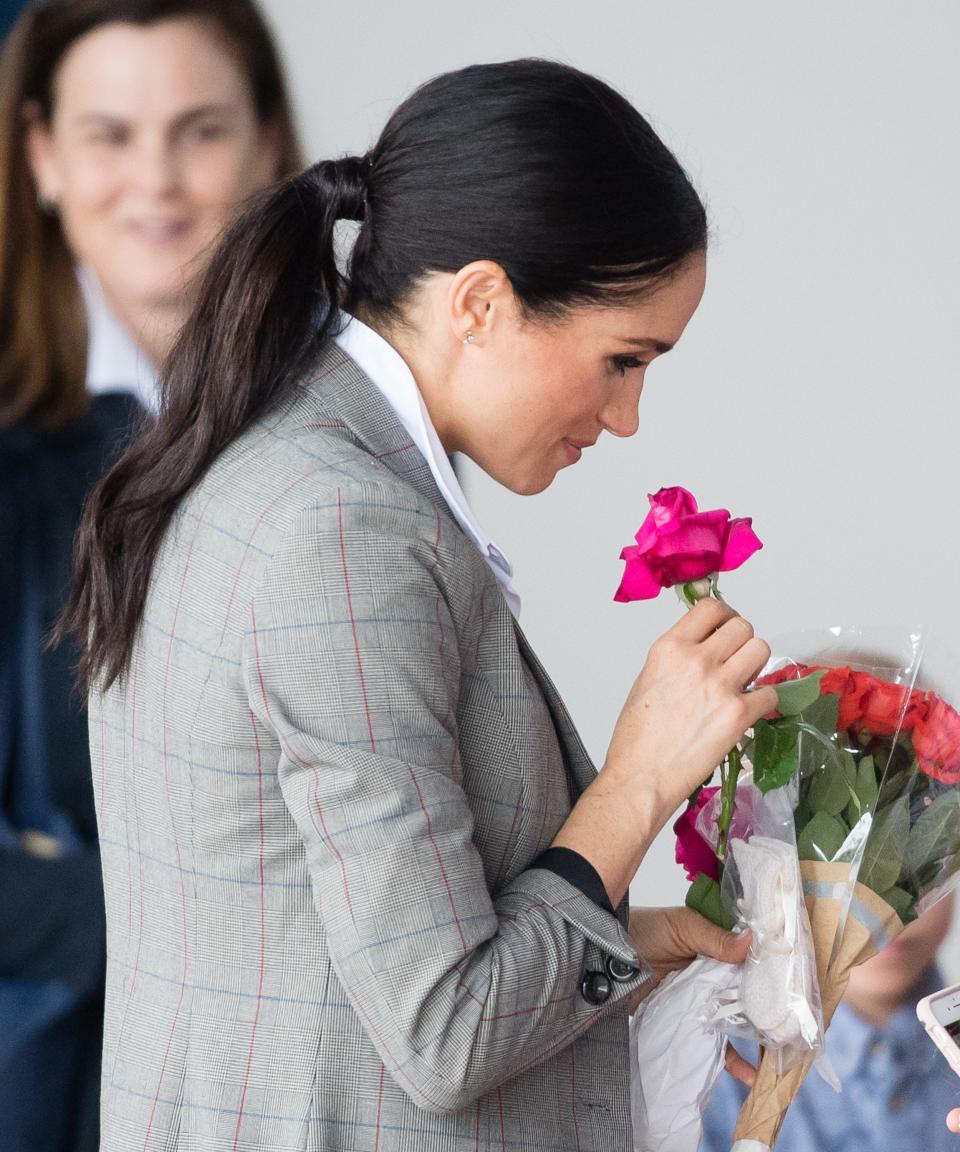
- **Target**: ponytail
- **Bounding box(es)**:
[60,158,370,690]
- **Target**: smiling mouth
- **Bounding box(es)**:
[126,219,193,243]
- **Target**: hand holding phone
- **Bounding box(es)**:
[917,981,960,1078]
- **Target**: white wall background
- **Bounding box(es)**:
[262,0,960,969]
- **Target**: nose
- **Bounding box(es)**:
[130,133,181,198]
[599,378,643,439]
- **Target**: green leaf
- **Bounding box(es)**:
[797,811,848,863]
[799,692,840,738]
[859,797,910,894]
[685,873,734,931]
[845,755,878,828]
[775,671,827,717]
[794,701,841,782]
[879,885,916,924]
[904,791,960,879]
[753,718,800,793]
[808,750,857,816]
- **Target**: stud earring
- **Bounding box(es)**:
[463,332,475,345]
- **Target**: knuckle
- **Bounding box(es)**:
[733,616,755,640]
[753,637,772,665]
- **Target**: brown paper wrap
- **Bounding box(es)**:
[731,861,904,1148]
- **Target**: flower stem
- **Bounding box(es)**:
[716,745,742,863]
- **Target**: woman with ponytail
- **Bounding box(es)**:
[0,3,298,1149]
[65,60,776,1151]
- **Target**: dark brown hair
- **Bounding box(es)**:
[65,59,707,691]
[0,0,301,428]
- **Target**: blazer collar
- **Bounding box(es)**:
[299,341,451,516]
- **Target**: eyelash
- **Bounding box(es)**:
[611,355,646,377]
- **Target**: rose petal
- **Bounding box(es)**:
[719,518,763,572]
[634,487,699,550]
[613,546,664,601]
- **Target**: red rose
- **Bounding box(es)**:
[913,696,960,785]
[673,787,720,882]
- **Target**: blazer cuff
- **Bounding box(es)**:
[531,846,614,915]
[505,866,652,986]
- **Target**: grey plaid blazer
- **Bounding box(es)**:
[90,344,651,1151]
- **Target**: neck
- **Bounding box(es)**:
[357,308,461,453]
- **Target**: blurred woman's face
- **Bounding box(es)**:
[27,17,281,315]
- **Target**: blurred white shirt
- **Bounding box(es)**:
[79,266,158,412]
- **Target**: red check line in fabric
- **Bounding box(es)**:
[336,488,468,953]
[373,1063,386,1152]
[247,601,452,1114]
[231,708,268,1150]
[144,490,214,1149]
[570,1044,582,1152]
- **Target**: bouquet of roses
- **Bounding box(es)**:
[620,487,960,1152]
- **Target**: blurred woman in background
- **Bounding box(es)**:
[0,2,299,1148]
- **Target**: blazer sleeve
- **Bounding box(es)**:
[241,481,650,1114]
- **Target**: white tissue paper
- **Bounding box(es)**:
[629,954,740,1152]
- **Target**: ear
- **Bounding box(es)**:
[23,103,62,207]
[446,260,514,346]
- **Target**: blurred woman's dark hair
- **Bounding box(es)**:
[0,0,302,429]
[64,57,708,689]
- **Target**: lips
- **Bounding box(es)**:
[126,218,193,243]
[562,437,596,465]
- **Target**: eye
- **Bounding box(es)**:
[185,119,232,144]
[87,125,129,148]
[611,355,646,377]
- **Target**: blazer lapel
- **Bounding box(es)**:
[512,620,599,800]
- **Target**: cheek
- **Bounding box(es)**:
[182,136,272,209]
[54,160,125,257]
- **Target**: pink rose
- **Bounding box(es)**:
[673,786,721,882]
[614,486,762,602]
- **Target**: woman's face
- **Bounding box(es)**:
[440,253,707,495]
[27,17,281,315]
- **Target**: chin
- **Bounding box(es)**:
[505,472,554,496]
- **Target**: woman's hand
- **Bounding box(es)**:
[605,597,777,816]
[947,1108,960,1133]
[628,906,756,1088]
[550,598,776,908]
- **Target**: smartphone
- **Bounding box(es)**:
[917,982,960,1076]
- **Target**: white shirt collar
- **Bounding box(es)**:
[79,265,159,412]
[333,312,521,617]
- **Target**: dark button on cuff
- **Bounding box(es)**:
[579,970,612,1005]
[606,956,640,983]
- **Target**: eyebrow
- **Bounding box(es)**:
[74,103,240,130]
[619,337,675,355]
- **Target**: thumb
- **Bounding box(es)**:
[682,909,751,964]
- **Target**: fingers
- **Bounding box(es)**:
[672,906,752,965]
[670,596,736,642]
[947,1109,960,1133]
[702,616,760,667]
[721,635,773,690]
[724,1041,757,1088]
